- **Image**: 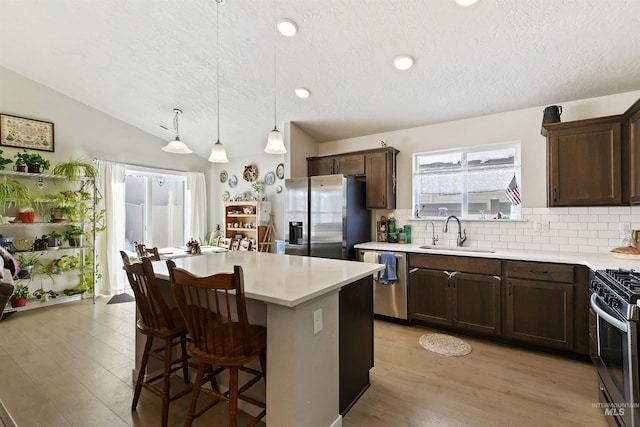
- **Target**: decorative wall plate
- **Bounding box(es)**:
[222,190,230,201]
[228,175,238,188]
[264,171,276,186]
[276,185,283,194]
[243,164,258,182]
[276,163,285,179]
[219,170,228,183]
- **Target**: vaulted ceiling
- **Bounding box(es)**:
[1,0,639,160]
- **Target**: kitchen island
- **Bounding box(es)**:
[146,251,383,427]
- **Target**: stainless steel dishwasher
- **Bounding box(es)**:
[358,250,408,322]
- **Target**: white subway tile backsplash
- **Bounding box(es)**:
[589,207,610,214]
[382,206,640,256]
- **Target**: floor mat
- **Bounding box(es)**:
[107,293,136,304]
[419,333,472,356]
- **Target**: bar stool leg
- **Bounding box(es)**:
[161,338,173,427]
[185,363,207,427]
[132,336,154,410]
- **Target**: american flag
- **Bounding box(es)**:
[505,175,521,205]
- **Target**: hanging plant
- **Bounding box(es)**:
[52,158,97,182]
[0,176,32,212]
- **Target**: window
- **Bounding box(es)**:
[124,167,186,252]
[413,142,521,219]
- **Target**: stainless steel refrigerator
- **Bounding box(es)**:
[285,174,370,260]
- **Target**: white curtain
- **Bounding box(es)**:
[96,160,126,295]
[186,172,207,241]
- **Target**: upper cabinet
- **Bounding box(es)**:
[307,147,398,209]
[545,97,639,206]
[624,99,640,204]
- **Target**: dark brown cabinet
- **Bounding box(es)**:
[339,275,373,415]
[625,98,640,204]
[307,147,398,209]
[504,261,574,351]
[545,97,640,206]
[546,117,622,206]
[335,154,365,176]
[409,254,502,335]
[308,157,334,176]
[365,149,396,209]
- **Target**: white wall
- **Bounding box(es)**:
[316,90,640,208]
[297,90,640,254]
[0,66,211,173]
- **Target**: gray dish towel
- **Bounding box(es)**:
[378,253,397,284]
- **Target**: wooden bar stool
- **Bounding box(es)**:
[167,260,266,427]
[134,242,161,260]
[120,252,191,427]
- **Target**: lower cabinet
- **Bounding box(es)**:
[504,261,575,351]
[409,255,501,336]
[409,254,585,354]
[504,279,574,350]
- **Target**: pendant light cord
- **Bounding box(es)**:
[173,110,180,138]
[216,0,221,142]
[273,0,277,127]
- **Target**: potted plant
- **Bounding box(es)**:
[16,252,40,279]
[0,149,13,170]
[31,235,49,251]
[0,176,32,212]
[46,231,62,248]
[13,150,51,173]
[52,158,97,182]
[50,254,78,275]
[10,283,30,307]
[64,225,85,247]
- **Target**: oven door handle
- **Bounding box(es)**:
[590,293,628,333]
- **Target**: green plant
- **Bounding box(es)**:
[0,176,32,211]
[17,252,40,267]
[13,149,50,170]
[12,283,30,300]
[53,158,97,182]
[63,225,84,239]
[0,149,13,170]
[31,235,49,251]
[50,254,78,274]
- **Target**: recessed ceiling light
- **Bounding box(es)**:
[295,87,311,98]
[456,0,478,6]
[393,55,415,71]
[277,18,298,37]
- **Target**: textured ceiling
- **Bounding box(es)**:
[1,0,640,160]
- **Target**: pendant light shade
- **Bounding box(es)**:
[162,108,192,154]
[208,0,229,163]
[265,126,286,154]
[208,139,229,163]
[265,0,287,155]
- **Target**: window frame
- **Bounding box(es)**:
[412,141,522,220]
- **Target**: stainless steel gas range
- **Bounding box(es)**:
[591,269,640,427]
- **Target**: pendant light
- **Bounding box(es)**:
[162,108,193,154]
[208,0,229,163]
[264,0,287,154]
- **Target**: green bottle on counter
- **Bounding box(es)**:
[388,215,396,233]
[405,225,412,243]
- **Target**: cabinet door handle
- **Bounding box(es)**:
[493,275,501,283]
[529,269,548,275]
[553,188,558,203]
[409,268,419,274]
[508,281,512,296]
[443,270,453,278]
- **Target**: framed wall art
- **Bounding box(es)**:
[0,113,55,152]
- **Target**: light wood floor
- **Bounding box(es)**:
[0,298,605,426]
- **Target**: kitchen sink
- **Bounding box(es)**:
[419,245,495,254]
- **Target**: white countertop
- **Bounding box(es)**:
[355,242,640,271]
[151,251,384,308]
[157,246,227,259]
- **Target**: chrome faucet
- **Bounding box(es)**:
[444,215,467,247]
[426,221,438,245]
